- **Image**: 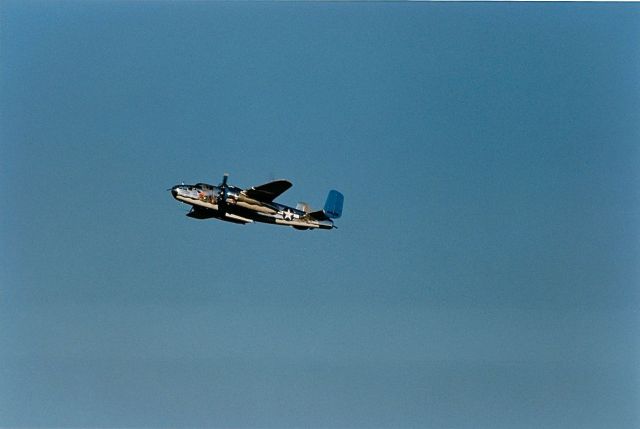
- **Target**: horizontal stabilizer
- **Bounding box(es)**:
[308,210,330,221]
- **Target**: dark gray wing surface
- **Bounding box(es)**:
[243,179,293,202]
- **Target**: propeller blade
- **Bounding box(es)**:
[217,173,230,206]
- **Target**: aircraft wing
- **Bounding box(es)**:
[243,179,293,202]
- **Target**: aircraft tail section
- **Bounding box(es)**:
[323,190,343,219]
[308,190,343,222]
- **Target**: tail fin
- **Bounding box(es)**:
[323,190,344,219]
[308,190,344,221]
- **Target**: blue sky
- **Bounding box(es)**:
[1,2,639,428]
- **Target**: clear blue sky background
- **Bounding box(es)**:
[1,2,639,428]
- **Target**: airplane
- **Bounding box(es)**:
[170,174,343,230]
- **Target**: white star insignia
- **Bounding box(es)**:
[282,209,295,221]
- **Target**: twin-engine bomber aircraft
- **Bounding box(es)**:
[170,174,343,230]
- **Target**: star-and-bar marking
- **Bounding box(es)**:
[282,209,295,221]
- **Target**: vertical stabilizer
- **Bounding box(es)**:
[323,190,344,219]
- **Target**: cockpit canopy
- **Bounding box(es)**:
[195,183,214,190]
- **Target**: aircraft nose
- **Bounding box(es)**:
[171,186,179,198]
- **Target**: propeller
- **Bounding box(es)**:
[217,173,230,206]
